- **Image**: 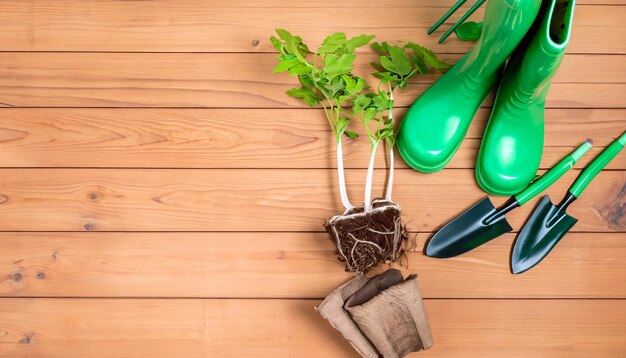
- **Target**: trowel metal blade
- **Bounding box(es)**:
[425,197,514,258]
[511,195,578,274]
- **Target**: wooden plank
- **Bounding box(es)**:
[2,232,625,299]
[0,53,624,108]
[1,298,625,357]
[0,168,622,232]
[0,108,624,169]
[0,1,622,53]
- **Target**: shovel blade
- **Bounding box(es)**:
[511,195,578,274]
[426,197,513,258]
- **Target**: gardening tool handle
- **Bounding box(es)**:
[514,140,593,206]
[439,0,487,43]
[428,0,467,35]
[568,131,626,198]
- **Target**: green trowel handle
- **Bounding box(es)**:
[569,131,626,198]
[514,140,593,206]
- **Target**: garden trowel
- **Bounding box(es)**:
[511,131,626,274]
[425,140,593,258]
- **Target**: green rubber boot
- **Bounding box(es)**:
[476,0,575,195]
[397,0,542,173]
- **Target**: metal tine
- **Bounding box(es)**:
[439,0,486,43]
[428,0,467,34]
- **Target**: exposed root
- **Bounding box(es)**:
[326,200,408,273]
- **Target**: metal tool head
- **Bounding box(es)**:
[511,195,578,274]
[425,196,514,258]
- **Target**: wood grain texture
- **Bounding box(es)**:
[0,169,622,232]
[0,1,623,53]
[0,108,624,169]
[1,298,625,358]
[2,232,625,299]
[0,53,624,108]
[1,0,625,356]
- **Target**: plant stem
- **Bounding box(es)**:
[386,147,394,201]
[336,135,355,211]
[323,93,355,212]
[363,140,379,212]
[385,83,396,202]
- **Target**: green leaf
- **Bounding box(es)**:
[277,54,296,61]
[286,87,320,107]
[388,45,412,76]
[327,77,346,95]
[372,91,389,110]
[288,62,311,75]
[344,130,359,139]
[409,54,429,74]
[341,74,356,93]
[364,107,378,121]
[318,32,347,54]
[345,34,375,53]
[379,56,397,73]
[323,53,356,80]
[353,94,372,113]
[354,77,365,93]
[379,89,389,102]
[369,61,384,72]
[297,41,310,57]
[372,71,391,82]
[404,42,450,69]
[341,75,364,95]
[337,94,350,103]
[269,36,284,53]
[299,74,315,87]
[285,87,313,98]
[272,57,299,73]
[275,28,309,58]
[275,29,296,51]
[370,41,390,54]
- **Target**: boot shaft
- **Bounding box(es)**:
[460,0,543,81]
[475,0,577,195]
[506,0,576,105]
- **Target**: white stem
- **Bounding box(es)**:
[385,146,394,201]
[336,136,355,211]
[363,141,379,212]
[386,85,395,202]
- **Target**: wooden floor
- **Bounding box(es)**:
[0,0,625,357]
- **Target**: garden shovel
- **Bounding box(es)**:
[511,131,626,274]
[425,140,593,258]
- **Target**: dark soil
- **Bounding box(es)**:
[326,200,408,273]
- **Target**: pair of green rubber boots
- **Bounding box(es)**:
[397,0,576,195]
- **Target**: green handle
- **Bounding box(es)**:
[428,0,467,35]
[569,131,626,198]
[514,140,593,206]
[439,0,487,43]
